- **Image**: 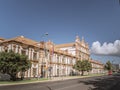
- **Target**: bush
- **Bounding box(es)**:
[0,73,10,81]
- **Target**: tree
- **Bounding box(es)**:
[104,61,113,75]
[104,61,113,70]
[73,60,92,76]
[0,50,31,81]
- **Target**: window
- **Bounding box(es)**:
[33,68,37,77]
[57,68,59,76]
[57,55,60,63]
[33,52,37,60]
[62,56,65,64]
[70,59,72,64]
[21,50,26,55]
[13,44,16,52]
[4,46,8,52]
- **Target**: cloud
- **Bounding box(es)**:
[91,40,120,56]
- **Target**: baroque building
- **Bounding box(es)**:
[55,36,90,60]
[0,36,104,78]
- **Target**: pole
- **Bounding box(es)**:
[49,43,54,79]
[50,55,52,79]
[41,33,48,78]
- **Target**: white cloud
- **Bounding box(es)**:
[91,40,120,56]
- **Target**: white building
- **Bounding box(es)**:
[0,36,104,78]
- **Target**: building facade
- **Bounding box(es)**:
[90,59,104,74]
[0,36,104,78]
[55,36,90,60]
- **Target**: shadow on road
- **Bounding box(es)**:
[79,75,120,90]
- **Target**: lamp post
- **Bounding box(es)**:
[49,54,52,79]
[48,42,54,79]
[41,33,48,78]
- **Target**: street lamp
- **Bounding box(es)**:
[41,33,48,78]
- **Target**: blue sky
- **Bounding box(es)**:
[0,0,120,63]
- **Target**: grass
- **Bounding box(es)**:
[69,73,105,77]
[0,78,48,84]
[87,73,106,76]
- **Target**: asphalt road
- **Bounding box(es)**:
[0,74,120,90]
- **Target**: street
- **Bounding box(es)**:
[0,74,120,90]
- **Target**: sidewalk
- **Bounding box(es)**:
[0,74,105,86]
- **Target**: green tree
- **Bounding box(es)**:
[104,61,113,71]
[73,60,92,76]
[0,51,31,81]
